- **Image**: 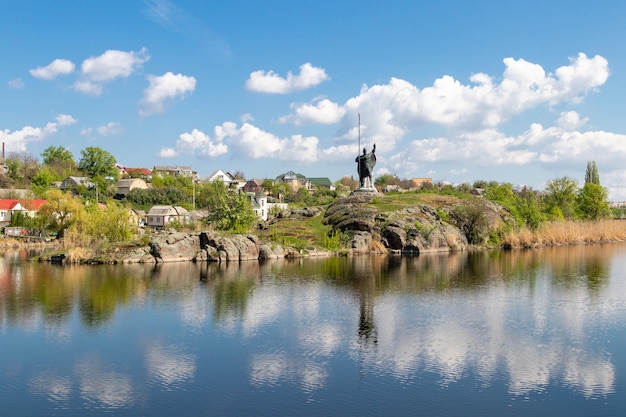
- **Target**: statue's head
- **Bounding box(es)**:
[363,147,367,154]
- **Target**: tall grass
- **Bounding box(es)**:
[501,219,626,248]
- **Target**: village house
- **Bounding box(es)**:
[153,165,197,182]
[411,177,433,189]
[308,177,335,192]
[243,178,264,193]
[0,199,46,226]
[147,205,191,228]
[129,208,147,228]
[115,178,150,197]
[123,167,153,181]
[275,171,310,192]
[207,169,246,190]
[60,176,94,191]
[247,193,268,221]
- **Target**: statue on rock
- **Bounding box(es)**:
[355,144,376,189]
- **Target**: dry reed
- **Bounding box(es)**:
[501,219,626,248]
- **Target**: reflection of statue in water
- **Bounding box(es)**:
[355,144,376,189]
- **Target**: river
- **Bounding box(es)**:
[1,244,626,416]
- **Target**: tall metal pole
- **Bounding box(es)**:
[357,113,361,182]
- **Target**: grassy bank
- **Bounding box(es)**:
[501,219,626,248]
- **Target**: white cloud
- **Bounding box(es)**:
[287,53,609,156]
[279,98,346,125]
[214,122,318,161]
[558,111,588,131]
[73,48,150,95]
[30,58,75,80]
[246,62,329,94]
[97,121,124,136]
[139,72,196,116]
[56,114,77,126]
[8,78,24,89]
[159,147,177,158]
[240,113,254,123]
[159,128,227,158]
[0,114,72,152]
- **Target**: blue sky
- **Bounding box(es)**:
[3,1,626,199]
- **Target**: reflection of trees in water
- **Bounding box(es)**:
[209,262,260,322]
[0,244,616,330]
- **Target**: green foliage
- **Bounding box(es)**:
[41,145,75,179]
[31,166,55,197]
[542,176,578,220]
[77,147,117,179]
[65,201,134,244]
[42,145,75,166]
[39,189,86,237]
[576,182,611,220]
[513,187,545,230]
[374,173,400,187]
[585,161,600,185]
[322,229,344,251]
[203,180,256,233]
[124,187,191,209]
[449,200,489,244]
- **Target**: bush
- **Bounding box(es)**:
[449,200,489,244]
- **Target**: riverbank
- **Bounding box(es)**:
[29,192,626,264]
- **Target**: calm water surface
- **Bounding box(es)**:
[2,244,626,416]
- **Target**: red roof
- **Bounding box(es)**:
[0,199,46,211]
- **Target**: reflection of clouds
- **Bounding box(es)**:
[242,287,282,337]
[146,343,196,389]
[30,372,71,403]
[424,322,474,384]
[563,350,615,397]
[75,358,134,408]
[298,324,341,357]
[179,290,209,331]
[244,256,623,398]
[369,281,618,397]
[249,353,327,392]
[250,353,288,386]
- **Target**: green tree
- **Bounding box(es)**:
[204,180,256,233]
[31,166,56,197]
[42,145,75,178]
[576,182,610,220]
[542,177,579,220]
[449,200,489,244]
[374,173,401,188]
[513,186,545,230]
[77,147,117,179]
[584,161,600,185]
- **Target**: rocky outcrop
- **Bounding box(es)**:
[323,192,475,255]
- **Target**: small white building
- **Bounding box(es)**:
[147,205,191,228]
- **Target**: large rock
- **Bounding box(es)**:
[151,232,200,262]
[324,194,471,255]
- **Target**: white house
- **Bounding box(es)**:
[147,205,191,228]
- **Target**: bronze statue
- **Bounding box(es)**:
[355,144,376,188]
